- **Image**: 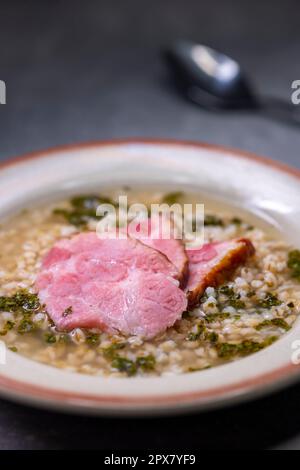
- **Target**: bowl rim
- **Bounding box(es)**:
[0,138,299,413]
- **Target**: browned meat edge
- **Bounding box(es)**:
[186,238,255,309]
[177,241,189,289]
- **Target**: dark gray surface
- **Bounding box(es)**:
[0,0,300,450]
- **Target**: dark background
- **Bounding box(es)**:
[0,0,300,450]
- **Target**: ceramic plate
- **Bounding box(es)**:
[0,139,300,416]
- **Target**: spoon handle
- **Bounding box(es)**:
[258,96,300,128]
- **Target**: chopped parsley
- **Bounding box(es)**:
[103,345,156,376]
[228,298,246,309]
[206,332,219,344]
[219,285,235,297]
[0,320,15,336]
[258,292,281,309]
[136,354,156,371]
[230,217,242,225]
[204,214,224,227]
[264,336,279,346]
[111,354,156,376]
[216,336,278,359]
[102,342,126,358]
[186,323,219,344]
[17,319,36,334]
[188,365,211,372]
[288,250,300,280]
[111,357,137,376]
[218,286,245,309]
[205,312,230,323]
[53,194,116,227]
[58,334,70,344]
[186,323,206,341]
[161,192,184,205]
[70,194,114,210]
[186,331,201,341]
[246,290,256,298]
[44,332,57,344]
[0,289,40,314]
[255,318,290,331]
[85,333,100,346]
[0,290,47,336]
[216,342,244,358]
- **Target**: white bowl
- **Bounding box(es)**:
[0,139,300,416]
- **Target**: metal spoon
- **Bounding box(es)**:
[165,40,299,126]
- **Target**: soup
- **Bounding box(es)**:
[0,188,299,377]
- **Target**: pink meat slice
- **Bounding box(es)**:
[35,232,187,338]
[127,215,188,286]
[185,238,255,308]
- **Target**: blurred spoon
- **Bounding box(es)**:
[165,41,300,126]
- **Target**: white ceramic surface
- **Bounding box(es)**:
[0,139,300,416]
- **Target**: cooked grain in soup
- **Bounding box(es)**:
[0,188,299,377]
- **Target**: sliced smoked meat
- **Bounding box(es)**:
[35,232,187,338]
[185,238,255,308]
[127,215,188,287]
